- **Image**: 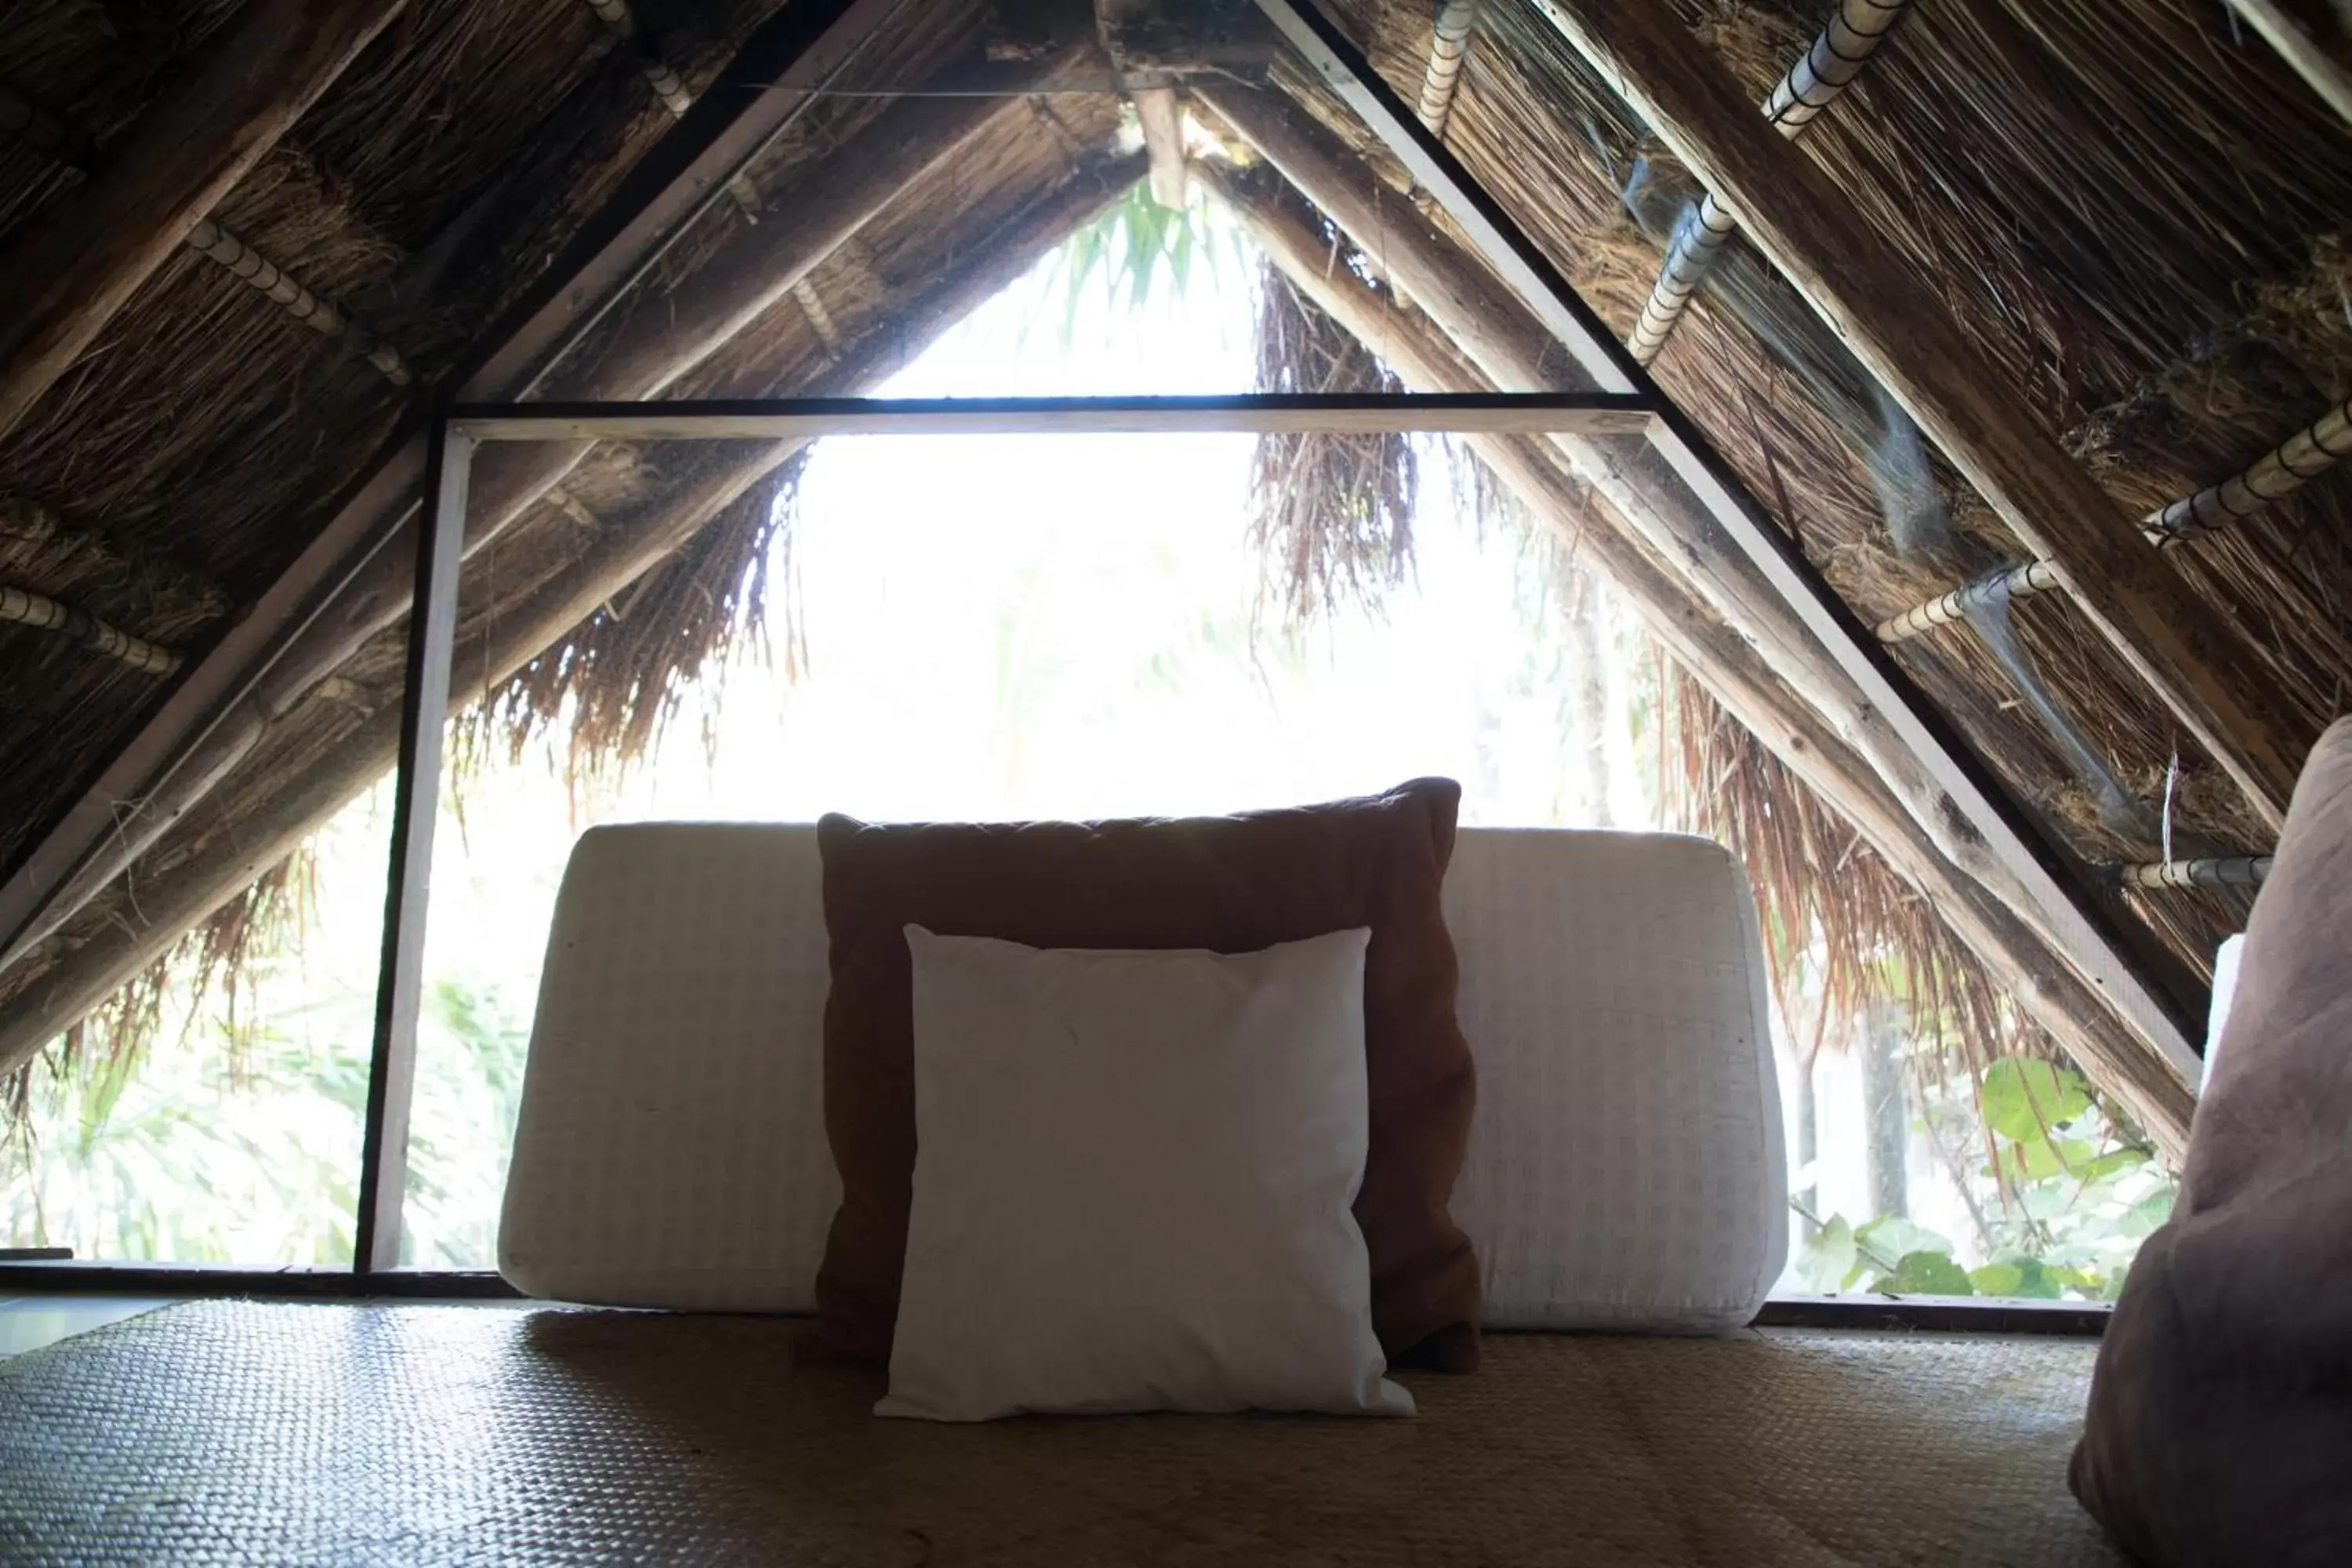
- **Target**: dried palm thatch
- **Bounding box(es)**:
[0,0,789,878]
[459,447,810,801]
[1320,0,2350,993]
[1660,662,2035,1084]
[1247,257,1417,630]
[2,845,316,1134]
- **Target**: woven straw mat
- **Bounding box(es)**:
[0,1301,2125,1566]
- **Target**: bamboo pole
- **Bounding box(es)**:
[183,220,411,385]
[1204,158,2194,1156]
[1877,395,2352,641]
[0,152,1145,1082]
[1417,2,1481,139]
[1626,0,1913,365]
[1875,559,2057,642]
[0,583,182,675]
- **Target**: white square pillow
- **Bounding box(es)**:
[879,925,1414,1421]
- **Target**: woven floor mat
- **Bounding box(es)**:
[0,1301,2124,1566]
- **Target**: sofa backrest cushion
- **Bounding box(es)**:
[499,822,1785,1332]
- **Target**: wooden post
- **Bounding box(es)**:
[354,426,470,1274]
[1528,0,2304,827]
[0,0,406,442]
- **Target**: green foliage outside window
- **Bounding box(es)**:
[1794,1056,2177,1301]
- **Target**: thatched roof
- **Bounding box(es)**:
[2,0,2347,1158]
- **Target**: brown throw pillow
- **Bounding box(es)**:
[2069,716,2352,1566]
[810,779,1480,1370]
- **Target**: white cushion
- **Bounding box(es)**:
[1443,831,1785,1331]
[500,823,1784,1331]
[880,927,1409,1421]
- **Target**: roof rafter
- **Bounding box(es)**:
[1210,20,2202,1077]
[0,0,910,970]
[1205,157,2196,1154]
[1528,0,2306,829]
[0,147,1147,1081]
[0,0,408,443]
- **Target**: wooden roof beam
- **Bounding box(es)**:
[0,149,1145,1081]
[0,0,407,443]
[1198,49,2202,1080]
[1528,0,2305,829]
[0,0,909,970]
[1627,0,1913,365]
[1203,158,2194,1153]
[2219,0,2352,128]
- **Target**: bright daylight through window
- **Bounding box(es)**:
[2,183,2176,1298]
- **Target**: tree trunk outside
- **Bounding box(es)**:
[1863,1001,1910,1221]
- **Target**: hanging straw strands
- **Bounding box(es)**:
[182,219,409,385]
[1625,0,1914,365]
[1416,2,1481,138]
[579,0,764,220]
[1876,394,2352,640]
[1658,662,2040,1087]
[1,581,182,676]
[1246,256,1417,630]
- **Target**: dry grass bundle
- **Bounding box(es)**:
[1313,0,2342,985]
[0,0,242,241]
[292,0,612,249]
[0,147,415,599]
[459,447,809,800]
[1660,660,2049,1094]
[1247,259,1417,630]
[0,844,315,1138]
[1679,0,2352,418]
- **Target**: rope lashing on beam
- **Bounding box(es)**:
[1762,0,1915,132]
[1625,0,1914,365]
[2144,394,2352,546]
[1417,2,1481,138]
[1878,394,2352,641]
[1875,559,2058,641]
[1626,194,1739,364]
[2111,855,2272,891]
[581,0,764,220]
[183,220,410,385]
[0,582,183,675]
[0,79,93,168]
